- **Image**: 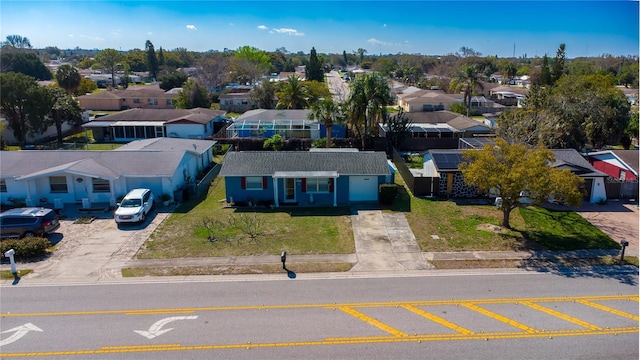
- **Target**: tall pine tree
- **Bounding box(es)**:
[145,40,159,81]
[305,47,324,82]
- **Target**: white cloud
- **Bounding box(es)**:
[186,24,197,31]
[147,32,153,35]
[78,34,105,42]
[273,28,304,36]
[367,38,405,47]
[257,25,268,30]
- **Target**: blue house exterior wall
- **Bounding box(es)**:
[224,174,386,206]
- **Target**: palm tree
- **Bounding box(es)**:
[55,64,81,95]
[308,98,343,148]
[449,65,484,117]
[346,73,389,149]
[276,75,309,109]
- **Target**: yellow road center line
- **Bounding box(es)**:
[2,327,637,357]
[520,301,602,330]
[401,304,474,335]
[338,306,408,337]
[2,295,636,318]
[575,300,639,321]
[101,344,182,350]
[460,303,538,334]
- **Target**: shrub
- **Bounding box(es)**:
[379,184,398,205]
[0,237,50,259]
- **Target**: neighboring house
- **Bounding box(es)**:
[486,85,529,107]
[219,92,258,112]
[78,87,178,111]
[225,109,345,139]
[82,108,227,142]
[586,150,639,199]
[1,112,91,146]
[422,147,608,203]
[219,150,392,207]
[381,111,493,151]
[0,138,217,208]
[397,89,462,113]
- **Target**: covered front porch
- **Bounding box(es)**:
[272,171,339,208]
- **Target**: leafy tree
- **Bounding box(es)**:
[2,34,32,52]
[77,58,95,70]
[552,43,566,83]
[74,77,98,96]
[356,48,367,63]
[496,109,564,148]
[305,47,324,82]
[540,55,552,86]
[0,72,53,148]
[276,75,310,109]
[263,134,284,151]
[95,48,124,88]
[157,47,165,66]
[46,87,83,145]
[174,79,211,109]
[449,64,483,117]
[124,50,147,72]
[304,80,331,103]
[346,72,389,149]
[457,46,481,58]
[384,109,412,150]
[502,62,517,80]
[621,111,638,149]
[449,101,468,116]
[343,50,348,66]
[547,74,630,149]
[159,71,188,91]
[232,46,271,84]
[145,40,159,80]
[250,80,276,109]
[372,58,397,76]
[55,64,81,95]
[1,52,52,80]
[308,99,343,148]
[459,139,583,228]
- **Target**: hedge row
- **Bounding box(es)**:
[0,237,50,259]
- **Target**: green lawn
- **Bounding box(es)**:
[137,172,620,260]
[395,176,619,252]
[136,177,355,258]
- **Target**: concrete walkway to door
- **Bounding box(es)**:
[350,210,434,271]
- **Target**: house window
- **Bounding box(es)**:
[166,99,172,106]
[149,98,158,106]
[92,178,110,192]
[50,176,68,193]
[114,127,125,138]
[133,98,140,104]
[245,176,263,190]
[306,178,330,193]
[0,179,6,192]
[620,170,626,181]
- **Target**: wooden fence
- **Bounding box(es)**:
[391,148,439,197]
[605,178,639,200]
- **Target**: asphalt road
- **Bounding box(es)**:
[1,271,637,359]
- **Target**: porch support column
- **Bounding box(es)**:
[273,177,279,208]
[333,176,337,207]
[109,179,116,206]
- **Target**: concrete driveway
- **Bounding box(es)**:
[7,205,169,282]
[575,200,639,257]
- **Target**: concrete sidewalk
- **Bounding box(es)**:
[0,208,634,286]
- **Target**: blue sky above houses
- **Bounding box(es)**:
[2,1,638,57]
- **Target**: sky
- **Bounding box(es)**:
[1,1,638,58]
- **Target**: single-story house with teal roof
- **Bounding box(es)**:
[219,149,393,207]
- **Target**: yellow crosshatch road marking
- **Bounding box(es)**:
[520,301,602,330]
[576,300,640,321]
[338,306,408,337]
[401,304,474,335]
[2,294,636,318]
[460,303,538,334]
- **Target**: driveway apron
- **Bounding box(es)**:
[351,210,433,271]
[575,200,639,257]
